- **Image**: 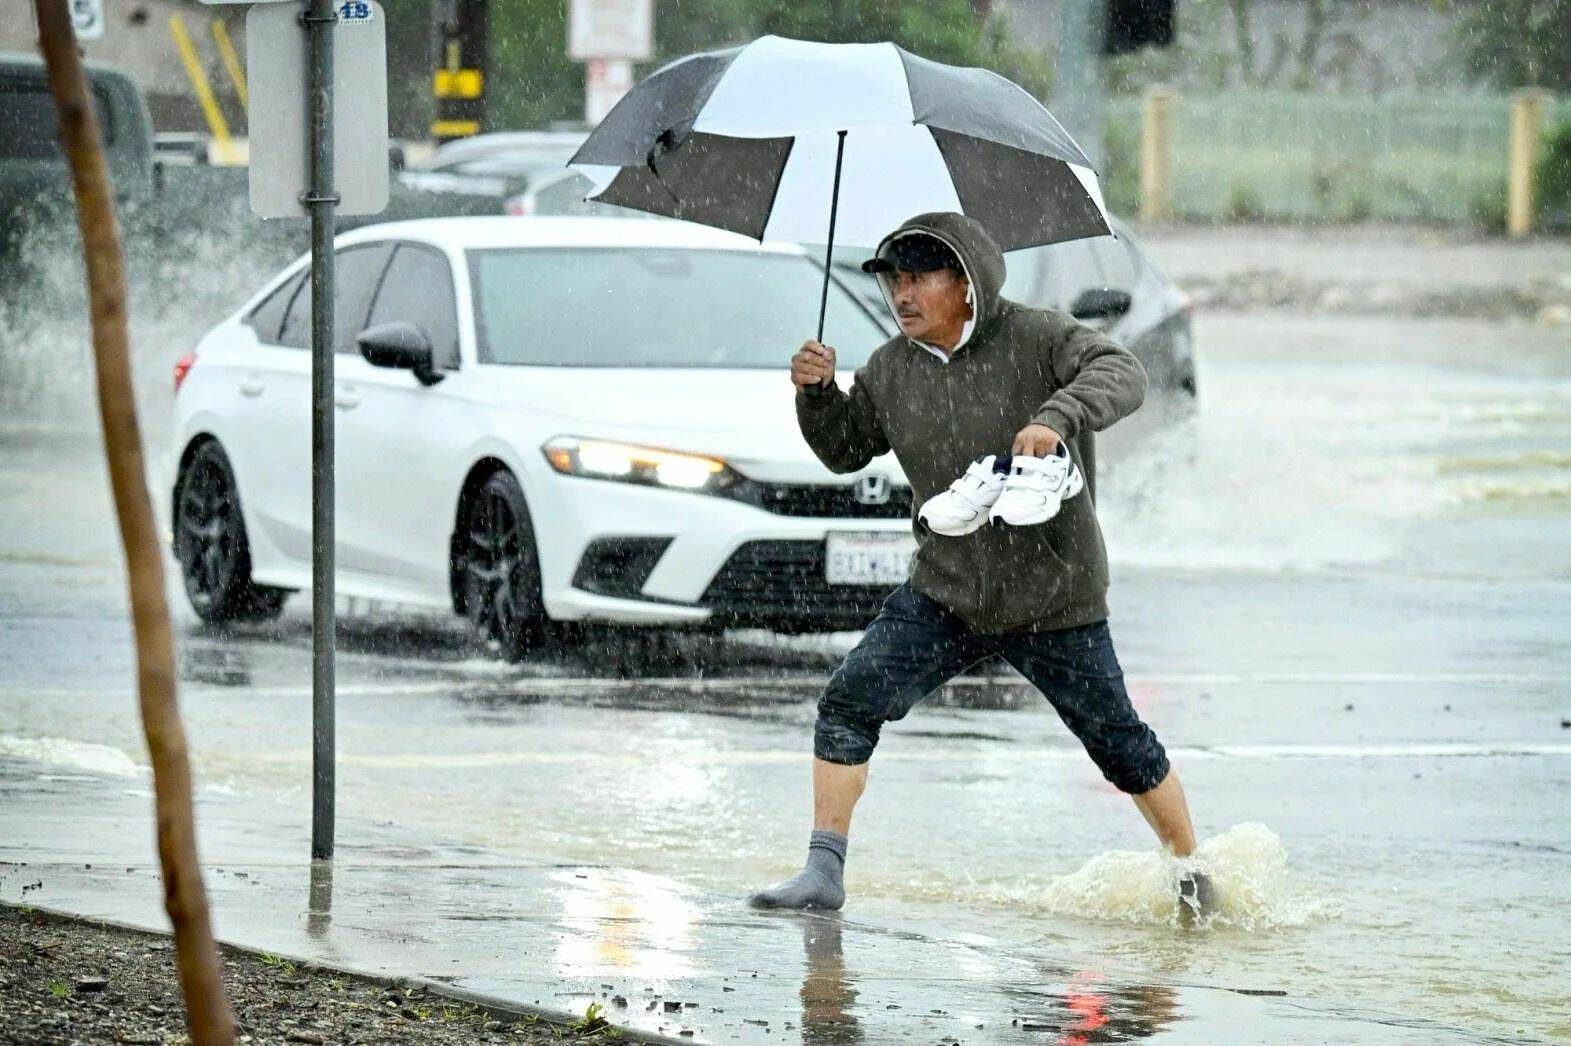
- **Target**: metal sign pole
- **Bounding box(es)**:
[247,0,387,864]
[303,0,338,863]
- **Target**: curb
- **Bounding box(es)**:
[4,901,700,1046]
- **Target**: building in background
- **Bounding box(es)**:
[2,0,244,132]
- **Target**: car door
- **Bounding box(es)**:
[224,265,315,569]
[333,242,473,601]
[228,244,392,572]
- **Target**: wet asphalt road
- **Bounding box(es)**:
[3,294,1571,1041]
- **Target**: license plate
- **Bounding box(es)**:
[825,532,916,586]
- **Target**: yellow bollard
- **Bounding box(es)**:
[1508,89,1548,238]
[168,13,236,164]
[1141,88,1175,222]
[210,17,248,112]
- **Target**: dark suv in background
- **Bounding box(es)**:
[0,53,155,253]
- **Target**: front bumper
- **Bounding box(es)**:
[528,468,911,630]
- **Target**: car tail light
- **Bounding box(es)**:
[173,352,196,393]
[504,196,533,216]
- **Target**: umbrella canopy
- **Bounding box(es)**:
[567,35,1116,253]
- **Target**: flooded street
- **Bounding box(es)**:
[4,265,1571,1039]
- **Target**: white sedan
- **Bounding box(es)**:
[168,217,915,658]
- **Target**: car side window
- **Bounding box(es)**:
[247,269,304,344]
[1000,246,1043,304]
[333,243,393,354]
[1052,240,1110,313]
[1086,235,1139,293]
[274,244,393,351]
[365,244,460,369]
[534,173,594,214]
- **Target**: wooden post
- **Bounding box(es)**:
[1141,87,1175,222]
[1508,89,1548,238]
[32,2,237,1043]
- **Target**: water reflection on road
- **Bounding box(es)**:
[3,305,1571,1040]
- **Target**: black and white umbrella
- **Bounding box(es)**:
[568,35,1117,338]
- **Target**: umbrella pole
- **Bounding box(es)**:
[815,129,848,345]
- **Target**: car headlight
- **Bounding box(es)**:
[542,436,740,493]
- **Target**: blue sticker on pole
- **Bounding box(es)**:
[338,1,372,21]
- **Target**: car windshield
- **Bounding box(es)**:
[468,248,890,368]
[0,79,115,158]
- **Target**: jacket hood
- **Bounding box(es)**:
[869,212,1007,356]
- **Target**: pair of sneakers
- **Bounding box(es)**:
[918,443,1084,536]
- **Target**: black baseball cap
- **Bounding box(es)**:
[860,233,961,275]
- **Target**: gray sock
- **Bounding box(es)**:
[748,829,848,910]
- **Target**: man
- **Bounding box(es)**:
[749,211,1211,918]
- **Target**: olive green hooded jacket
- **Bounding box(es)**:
[796,211,1147,633]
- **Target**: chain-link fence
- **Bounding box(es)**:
[1103,91,1569,225]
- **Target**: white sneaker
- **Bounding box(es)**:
[917,454,1010,536]
[988,443,1084,527]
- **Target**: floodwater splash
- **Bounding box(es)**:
[888,824,1333,932]
[1097,411,1412,573]
[0,197,298,442]
[0,734,144,778]
[1034,823,1333,931]
[1099,368,1571,573]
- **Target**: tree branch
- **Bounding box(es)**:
[31,3,236,1043]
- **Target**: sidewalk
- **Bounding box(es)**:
[0,757,1503,1045]
[1128,220,1570,295]
[1125,220,1571,322]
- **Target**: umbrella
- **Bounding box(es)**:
[567,35,1117,341]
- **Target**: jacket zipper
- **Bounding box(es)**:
[926,225,990,624]
[894,222,992,623]
[961,360,992,626]
[939,354,989,626]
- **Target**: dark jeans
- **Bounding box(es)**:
[814,582,1171,794]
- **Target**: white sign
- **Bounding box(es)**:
[584,57,633,126]
[247,0,389,219]
[568,0,652,61]
[70,0,105,41]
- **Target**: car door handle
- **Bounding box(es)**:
[238,379,265,397]
[334,390,361,410]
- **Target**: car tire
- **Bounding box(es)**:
[173,440,289,625]
[456,469,547,662]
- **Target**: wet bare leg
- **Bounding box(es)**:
[813,757,869,835]
[749,759,868,910]
[1132,768,1196,857]
[1133,769,1214,921]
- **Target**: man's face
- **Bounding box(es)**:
[886,267,971,346]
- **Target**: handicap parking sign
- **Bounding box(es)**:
[70,0,105,41]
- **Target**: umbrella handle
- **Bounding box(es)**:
[815,129,848,350]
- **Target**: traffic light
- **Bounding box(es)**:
[433,0,488,142]
[1105,0,1175,55]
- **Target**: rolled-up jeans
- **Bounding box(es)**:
[814,582,1171,794]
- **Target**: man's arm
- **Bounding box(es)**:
[792,340,890,474]
[1029,312,1149,441]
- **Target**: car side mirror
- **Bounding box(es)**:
[1069,287,1133,322]
[356,321,444,385]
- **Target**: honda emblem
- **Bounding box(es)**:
[854,475,891,505]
